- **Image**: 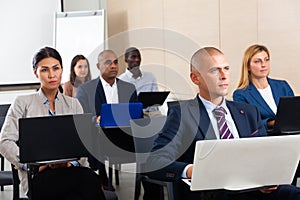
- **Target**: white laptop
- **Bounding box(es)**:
[183,135,300,191]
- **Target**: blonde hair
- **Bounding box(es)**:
[237,44,270,89]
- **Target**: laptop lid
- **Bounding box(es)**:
[138,91,170,108]
[19,113,92,164]
[184,135,300,191]
[99,102,143,128]
[271,96,300,135]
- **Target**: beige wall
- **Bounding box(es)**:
[105,0,300,100]
[65,0,300,100]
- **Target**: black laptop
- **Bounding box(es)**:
[138,91,170,108]
[269,96,300,135]
[19,113,92,164]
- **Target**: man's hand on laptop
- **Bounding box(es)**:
[259,185,278,193]
[186,165,193,179]
[39,162,73,172]
[267,119,275,129]
[96,116,101,124]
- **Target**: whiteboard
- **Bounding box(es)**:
[54,10,105,83]
[0,0,60,85]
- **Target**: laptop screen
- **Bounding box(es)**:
[138,91,170,108]
[99,102,143,128]
[271,96,300,135]
[19,113,92,163]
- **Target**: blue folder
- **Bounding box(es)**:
[99,102,143,128]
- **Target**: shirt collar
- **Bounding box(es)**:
[198,95,228,114]
[100,76,117,88]
[38,88,59,105]
[125,68,143,79]
[38,88,59,116]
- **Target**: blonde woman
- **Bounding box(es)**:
[233,44,294,131]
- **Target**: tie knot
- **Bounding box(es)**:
[212,106,226,117]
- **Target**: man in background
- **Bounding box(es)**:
[119,47,161,116]
[76,49,137,191]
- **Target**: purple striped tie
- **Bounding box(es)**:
[212,107,234,139]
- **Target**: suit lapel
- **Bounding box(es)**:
[268,78,280,105]
[95,78,107,115]
[190,97,216,140]
[248,82,274,116]
[116,78,123,102]
[226,101,249,137]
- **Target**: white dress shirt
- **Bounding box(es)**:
[118,68,158,94]
[100,76,118,103]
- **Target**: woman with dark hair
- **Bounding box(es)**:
[63,55,92,97]
[0,46,106,200]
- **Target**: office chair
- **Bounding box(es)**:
[0,154,13,191]
[11,164,28,200]
[130,116,175,200]
[0,104,14,191]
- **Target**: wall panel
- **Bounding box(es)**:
[220,0,258,98]
[258,0,300,95]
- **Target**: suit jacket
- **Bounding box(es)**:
[0,89,88,194]
[76,77,138,169]
[233,77,294,129]
[147,96,266,183]
[146,96,266,199]
[76,77,138,117]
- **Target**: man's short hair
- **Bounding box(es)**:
[125,47,140,60]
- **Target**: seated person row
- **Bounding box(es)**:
[146,46,300,200]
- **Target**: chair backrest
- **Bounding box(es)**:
[11,162,32,200]
[130,116,167,164]
[0,104,10,131]
[0,104,13,192]
[0,104,11,170]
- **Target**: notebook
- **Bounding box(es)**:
[183,135,300,191]
[138,91,170,108]
[269,96,300,135]
[19,113,92,164]
[99,102,143,128]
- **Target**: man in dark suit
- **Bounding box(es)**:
[147,47,300,199]
[76,49,137,190]
[77,49,137,120]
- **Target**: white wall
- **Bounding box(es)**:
[0,0,60,85]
